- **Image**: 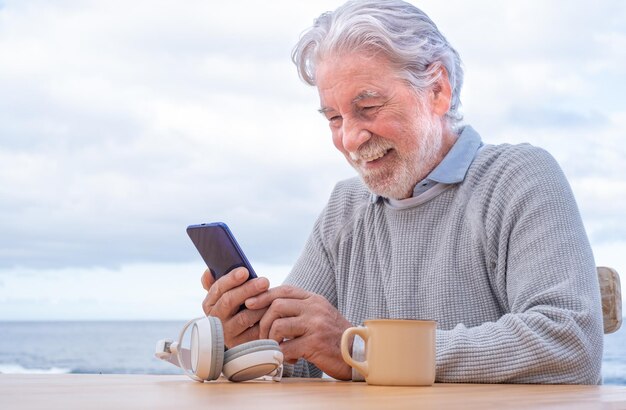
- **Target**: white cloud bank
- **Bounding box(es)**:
[0,0,624,319]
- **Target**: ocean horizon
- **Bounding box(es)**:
[1,320,624,385]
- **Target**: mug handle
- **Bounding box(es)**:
[340,327,369,378]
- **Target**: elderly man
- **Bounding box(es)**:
[201,0,603,384]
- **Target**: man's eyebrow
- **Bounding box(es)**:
[352,90,382,104]
[318,90,383,114]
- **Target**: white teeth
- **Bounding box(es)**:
[353,149,388,162]
[364,150,387,162]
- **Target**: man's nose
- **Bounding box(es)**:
[342,118,371,154]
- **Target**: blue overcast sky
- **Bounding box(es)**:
[0,0,624,320]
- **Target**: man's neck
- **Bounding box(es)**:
[397,127,459,199]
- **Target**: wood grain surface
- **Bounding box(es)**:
[2,374,626,410]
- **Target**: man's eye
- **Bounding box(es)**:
[329,116,342,126]
[359,106,381,117]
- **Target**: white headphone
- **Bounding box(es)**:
[155,316,283,382]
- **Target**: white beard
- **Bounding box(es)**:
[350,111,443,200]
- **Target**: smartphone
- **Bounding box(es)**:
[187,222,258,282]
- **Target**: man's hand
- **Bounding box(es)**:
[201,267,270,347]
[245,285,353,380]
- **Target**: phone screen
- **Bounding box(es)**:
[187,222,257,281]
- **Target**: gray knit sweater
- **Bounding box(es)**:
[285,142,604,384]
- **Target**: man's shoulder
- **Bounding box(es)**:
[473,142,562,180]
[479,141,553,163]
[465,141,570,208]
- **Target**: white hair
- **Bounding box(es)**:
[292,0,464,127]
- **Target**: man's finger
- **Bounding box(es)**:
[258,297,304,339]
[224,306,267,340]
[277,336,308,364]
[245,285,308,309]
[228,323,262,348]
[201,268,215,291]
[204,268,250,308]
[224,310,270,347]
[202,292,213,316]
[268,316,306,342]
[211,276,270,318]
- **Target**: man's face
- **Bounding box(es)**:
[316,53,446,200]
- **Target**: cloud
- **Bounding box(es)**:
[0,0,354,270]
[0,0,624,318]
[506,106,608,129]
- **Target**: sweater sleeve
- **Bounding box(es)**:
[278,192,342,378]
[435,146,604,384]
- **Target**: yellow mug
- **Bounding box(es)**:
[341,319,436,386]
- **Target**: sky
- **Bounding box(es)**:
[0,0,624,320]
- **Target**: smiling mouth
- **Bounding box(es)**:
[359,148,392,164]
[351,148,391,162]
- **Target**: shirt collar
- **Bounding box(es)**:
[424,125,483,185]
[370,125,483,203]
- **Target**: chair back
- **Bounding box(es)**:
[598,266,622,334]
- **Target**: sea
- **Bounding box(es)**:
[0,321,624,385]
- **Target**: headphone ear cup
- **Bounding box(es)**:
[222,339,283,382]
[189,316,224,381]
[206,316,225,380]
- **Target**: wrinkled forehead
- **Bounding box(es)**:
[314,51,412,99]
[314,50,398,83]
[315,51,417,112]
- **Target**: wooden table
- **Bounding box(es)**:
[1,374,626,409]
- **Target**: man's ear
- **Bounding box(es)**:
[430,65,452,117]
